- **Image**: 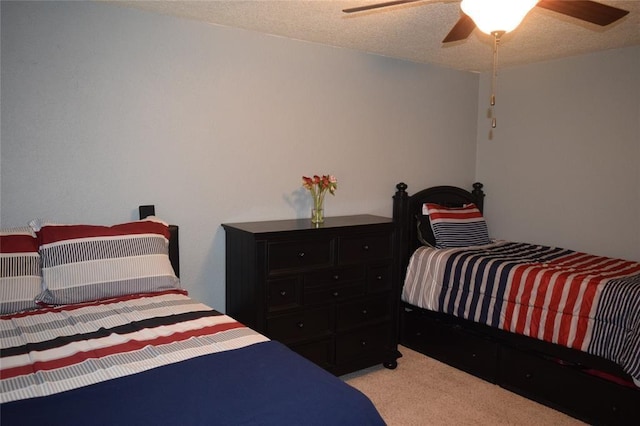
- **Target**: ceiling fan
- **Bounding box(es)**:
[344,0,630,130]
[342,1,630,43]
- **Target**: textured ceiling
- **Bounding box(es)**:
[113,0,640,72]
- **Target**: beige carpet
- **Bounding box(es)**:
[341,346,585,426]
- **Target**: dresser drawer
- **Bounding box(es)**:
[367,264,392,293]
[336,323,390,365]
[267,307,333,343]
[336,294,391,331]
[305,282,365,305]
[268,239,332,272]
[304,266,364,287]
[338,233,391,264]
[290,338,334,370]
[267,277,301,312]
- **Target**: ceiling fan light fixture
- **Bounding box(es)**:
[461,0,538,35]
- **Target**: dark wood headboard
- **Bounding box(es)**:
[139,205,180,278]
[392,182,485,277]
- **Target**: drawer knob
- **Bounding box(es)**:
[297,322,304,328]
[360,340,367,347]
[280,290,287,297]
[362,245,370,251]
[298,252,305,258]
[333,291,339,297]
[333,275,340,281]
[376,275,383,281]
[471,353,477,358]
[525,373,532,379]
[362,309,368,315]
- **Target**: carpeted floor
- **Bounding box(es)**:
[341,345,585,425]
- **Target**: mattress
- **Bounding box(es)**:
[1,290,385,425]
[402,241,640,385]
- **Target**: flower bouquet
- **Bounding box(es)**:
[302,175,337,224]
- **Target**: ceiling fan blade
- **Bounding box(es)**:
[342,0,421,14]
[536,0,629,26]
[442,14,476,43]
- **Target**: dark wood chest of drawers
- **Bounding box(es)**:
[223,215,401,375]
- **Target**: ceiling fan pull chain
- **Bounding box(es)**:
[490,31,503,129]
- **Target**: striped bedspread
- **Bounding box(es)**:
[402,241,640,384]
[1,290,269,403]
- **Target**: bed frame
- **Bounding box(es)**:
[392,182,640,425]
[139,205,180,277]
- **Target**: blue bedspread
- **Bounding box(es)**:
[2,340,385,425]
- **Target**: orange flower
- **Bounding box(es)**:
[301,174,337,196]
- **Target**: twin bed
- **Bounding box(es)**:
[393,182,640,424]
[0,212,385,425]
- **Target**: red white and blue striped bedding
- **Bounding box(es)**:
[1,289,268,403]
[402,241,640,385]
[1,290,385,425]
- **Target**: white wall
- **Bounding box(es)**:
[476,46,640,261]
[1,1,479,310]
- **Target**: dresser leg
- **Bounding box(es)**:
[383,360,398,369]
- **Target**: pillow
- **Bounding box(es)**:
[0,227,42,314]
[424,203,491,248]
[32,217,180,305]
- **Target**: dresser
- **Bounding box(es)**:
[222,215,401,375]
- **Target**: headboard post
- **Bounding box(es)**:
[393,182,409,225]
[393,182,410,293]
[167,225,180,278]
[472,182,485,212]
[139,205,156,219]
[138,205,180,278]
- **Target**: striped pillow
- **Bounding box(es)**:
[424,203,491,248]
[33,217,180,305]
[0,227,42,314]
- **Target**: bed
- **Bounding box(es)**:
[392,182,640,425]
[0,208,385,426]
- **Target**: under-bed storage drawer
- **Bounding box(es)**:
[499,346,640,425]
[402,308,498,382]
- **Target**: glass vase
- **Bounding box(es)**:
[311,207,324,224]
[311,191,326,224]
